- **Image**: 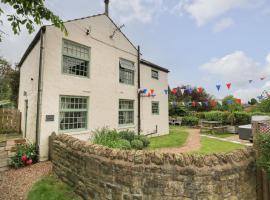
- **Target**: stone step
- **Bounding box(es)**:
[0,159,8,168]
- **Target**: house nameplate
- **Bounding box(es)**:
[45,115,55,122]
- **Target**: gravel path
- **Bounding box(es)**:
[0,161,52,200]
[158,128,201,153]
[202,134,253,146]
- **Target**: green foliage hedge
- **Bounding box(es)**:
[256,133,270,179]
[182,116,199,126]
[192,111,269,125]
[93,128,150,150]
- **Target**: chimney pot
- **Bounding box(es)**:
[104,0,109,16]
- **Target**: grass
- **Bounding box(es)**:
[194,137,245,155]
[148,127,189,149]
[27,175,80,200]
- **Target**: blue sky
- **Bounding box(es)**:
[1,0,270,102]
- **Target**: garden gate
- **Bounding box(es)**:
[0,108,21,134]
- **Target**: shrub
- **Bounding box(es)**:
[131,139,144,150]
[93,128,119,148]
[118,130,136,142]
[113,139,132,150]
[138,136,150,148]
[11,143,37,168]
[182,116,199,126]
[233,112,251,125]
[194,112,205,119]
[256,133,270,179]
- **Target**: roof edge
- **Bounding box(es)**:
[140,59,170,73]
[18,26,46,67]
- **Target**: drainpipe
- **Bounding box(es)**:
[35,27,45,159]
[137,46,141,135]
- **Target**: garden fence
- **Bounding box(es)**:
[0,108,21,134]
[254,121,270,200]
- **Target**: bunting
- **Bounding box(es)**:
[216,85,221,91]
[197,87,203,93]
[226,83,232,90]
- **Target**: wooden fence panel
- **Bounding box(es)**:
[0,108,21,134]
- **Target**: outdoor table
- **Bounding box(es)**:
[200,120,225,134]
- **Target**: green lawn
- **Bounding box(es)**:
[27,175,80,200]
[194,136,245,155]
[148,127,189,149]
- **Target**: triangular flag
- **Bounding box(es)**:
[180,89,185,95]
[150,89,154,94]
[236,98,241,105]
[192,101,196,107]
[226,83,232,90]
[164,89,168,95]
[216,85,221,91]
[143,89,147,94]
[210,100,217,107]
[187,88,193,94]
[198,102,202,106]
[227,100,233,105]
[257,95,263,100]
[197,87,203,93]
[260,76,266,81]
[218,100,223,106]
[172,88,177,95]
[203,101,209,106]
[248,80,253,84]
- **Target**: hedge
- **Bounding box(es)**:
[182,116,199,126]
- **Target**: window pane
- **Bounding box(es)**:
[152,70,159,80]
[119,59,134,85]
[119,100,134,125]
[59,96,88,131]
[63,40,89,60]
[152,102,159,114]
[63,56,88,77]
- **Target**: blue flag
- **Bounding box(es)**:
[216,85,221,91]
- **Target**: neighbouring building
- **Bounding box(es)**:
[18,1,169,161]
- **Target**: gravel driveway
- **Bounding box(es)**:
[0,161,52,200]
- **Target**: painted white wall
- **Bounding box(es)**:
[140,64,169,136]
[18,40,40,144]
[18,14,169,161]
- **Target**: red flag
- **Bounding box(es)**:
[226,83,231,89]
[147,92,151,97]
[150,89,154,94]
[236,98,241,105]
[197,87,203,93]
[192,101,196,107]
[210,100,217,107]
[260,76,266,80]
[172,88,177,95]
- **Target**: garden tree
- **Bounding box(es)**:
[248,98,258,105]
[0,0,67,41]
[222,95,243,112]
[0,57,19,105]
[168,85,214,114]
[256,97,270,113]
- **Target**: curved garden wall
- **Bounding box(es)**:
[51,134,256,200]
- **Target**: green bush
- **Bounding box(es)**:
[256,133,270,179]
[93,128,149,150]
[131,139,144,150]
[113,139,132,150]
[182,116,199,126]
[233,112,251,125]
[204,111,227,122]
[118,130,136,142]
[194,112,205,119]
[138,136,150,148]
[11,143,37,168]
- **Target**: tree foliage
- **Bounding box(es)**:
[248,98,258,105]
[0,0,67,41]
[256,97,270,113]
[0,57,19,106]
[221,95,243,112]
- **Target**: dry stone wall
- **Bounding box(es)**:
[51,134,256,200]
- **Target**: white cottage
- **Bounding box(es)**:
[18,1,169,161]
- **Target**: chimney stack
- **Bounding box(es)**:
[104,0,109,16]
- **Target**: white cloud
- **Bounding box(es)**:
[175,0,258,26]
[213,17,234,32]
[110,0,164,24]
[200,51,261,86]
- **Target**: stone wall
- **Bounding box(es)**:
[51,134,256,200]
